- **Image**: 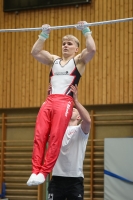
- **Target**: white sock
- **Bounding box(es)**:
[34,173,45,185]
[27,173,37,186]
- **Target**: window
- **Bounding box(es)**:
[4,0,91,12]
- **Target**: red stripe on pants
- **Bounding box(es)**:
[32,94,73,178]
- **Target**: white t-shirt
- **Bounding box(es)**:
[52,124,89,177]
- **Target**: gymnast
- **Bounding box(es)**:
[27,21,96,186]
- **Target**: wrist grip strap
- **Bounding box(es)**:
[82,27,92,36]
[38,31,49,41]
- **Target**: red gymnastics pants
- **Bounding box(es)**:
[32,94,73,178]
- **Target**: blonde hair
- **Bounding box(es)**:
[62,35,80,47]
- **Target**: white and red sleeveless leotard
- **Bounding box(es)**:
[49,58,81,97]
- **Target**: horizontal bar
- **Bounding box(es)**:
[0,17,133,33]
[50,17,133,30]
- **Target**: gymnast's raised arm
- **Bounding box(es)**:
[74,21,96,75]
[31,24,59,66]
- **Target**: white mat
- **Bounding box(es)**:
[104,138,133,200]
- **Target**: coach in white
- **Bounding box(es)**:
[48,84,91,200]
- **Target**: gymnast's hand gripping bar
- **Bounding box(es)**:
[0,17,133,33]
